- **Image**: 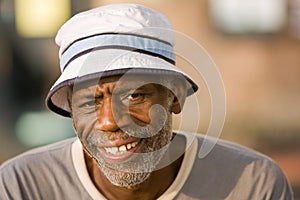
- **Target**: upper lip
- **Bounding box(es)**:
[98,137,141,148]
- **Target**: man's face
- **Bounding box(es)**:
[71,74,175,188]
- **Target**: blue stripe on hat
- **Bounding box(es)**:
[60,34,175,72]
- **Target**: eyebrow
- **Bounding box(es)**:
[114,83,156,94]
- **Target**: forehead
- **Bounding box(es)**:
[72,74,168,93]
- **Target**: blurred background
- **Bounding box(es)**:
[0,0,299,198]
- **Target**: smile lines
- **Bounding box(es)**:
[104,140,140,155]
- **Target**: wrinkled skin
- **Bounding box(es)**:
[70,74,186,191]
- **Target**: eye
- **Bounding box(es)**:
[82,100,95,107]
[127,93,145,101]
[120,92,147,105]
[81,94,104,108]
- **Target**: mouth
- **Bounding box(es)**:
[104,140,140,155]
[98,139,144,163]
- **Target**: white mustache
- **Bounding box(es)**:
[87,127,151,146]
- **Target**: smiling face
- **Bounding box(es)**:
[70,74,184,188]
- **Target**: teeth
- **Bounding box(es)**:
[111,147,118,154]
[119,145,127,152]
[104,140,139,155]
[131,141,137,148]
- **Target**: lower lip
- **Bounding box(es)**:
[98,139,144,163]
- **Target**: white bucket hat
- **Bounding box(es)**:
[46,4,198,117]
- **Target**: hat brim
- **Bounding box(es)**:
[46,49,198,117]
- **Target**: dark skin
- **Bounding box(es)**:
[84,136,185,200]
[70,75,187,200]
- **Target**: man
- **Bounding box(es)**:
[0,4,294,200]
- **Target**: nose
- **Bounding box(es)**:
[95,97,119,132]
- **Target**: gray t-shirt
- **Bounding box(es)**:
[0,133,294,200]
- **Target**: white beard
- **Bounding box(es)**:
[86,115,173,188]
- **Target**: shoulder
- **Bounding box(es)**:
[0,138,78,199]
[194,133,275,163]
[0,137,76,173]
[178,132,294,199]
[179,132,272,164]
[193,133,289,181]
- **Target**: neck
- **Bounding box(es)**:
[84,134,186,200]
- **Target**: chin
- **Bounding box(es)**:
[100,163,152,188]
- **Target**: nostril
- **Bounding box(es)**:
[96,120,119,131]
[95,98,119,131]
[96,114,119,132]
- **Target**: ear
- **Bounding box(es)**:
[170,79,187,114]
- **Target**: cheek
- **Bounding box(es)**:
[72,107,98,139]
[128,102,158,125]
[129,109,151,125]
[144,114,173,150]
